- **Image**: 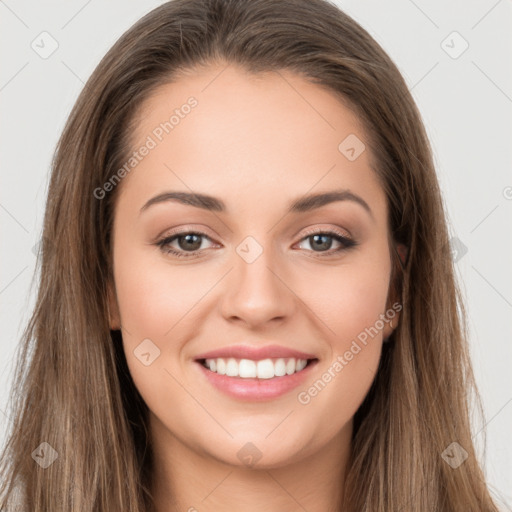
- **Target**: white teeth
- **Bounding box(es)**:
[216,358,226,375]
[296,359,307,372]
[274,358,286,377]
[226,358,238,377]
[257,359,274,379]
[239,359,257,378]
[203,357,310,379]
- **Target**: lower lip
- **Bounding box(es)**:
[195,360,319,401]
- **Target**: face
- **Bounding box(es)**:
[108,62,403,469]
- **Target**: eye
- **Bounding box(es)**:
[156,231,215,259]
[295,228,357,256]
[155,228,358,259]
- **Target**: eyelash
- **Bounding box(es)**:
[155,228,358,259]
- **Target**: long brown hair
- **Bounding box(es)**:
[0,0,502,510]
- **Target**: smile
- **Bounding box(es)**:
[195,357,319,401]
[200,357,312,379]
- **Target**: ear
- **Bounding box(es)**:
[107,281,121,331]
[382,243,408,342]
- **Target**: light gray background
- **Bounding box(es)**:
[1,0,511,508]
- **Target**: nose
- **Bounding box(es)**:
[219,241,296,329]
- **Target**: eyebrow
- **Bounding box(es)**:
[140,189,374,220]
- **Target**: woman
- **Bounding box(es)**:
[0,0,503,510]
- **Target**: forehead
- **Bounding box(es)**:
[118,62,387,220]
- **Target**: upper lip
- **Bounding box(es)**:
[194,344,318,361]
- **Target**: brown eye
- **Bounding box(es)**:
[156,231,214,258]
[175,233,203,251]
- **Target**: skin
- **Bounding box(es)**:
[108,61,406,512]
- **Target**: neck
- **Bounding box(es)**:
[150,414,352,512]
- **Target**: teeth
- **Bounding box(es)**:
[203,357,309,379]
[239,359,257,378]
[216,358,226,375]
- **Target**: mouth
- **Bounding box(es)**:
[197,357,319,379]
[194,356,319,401]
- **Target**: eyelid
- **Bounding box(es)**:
[299,225,352,241]
[153,224,217,243]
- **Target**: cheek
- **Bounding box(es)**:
[111,244,206,418]
[111,240,223,403]
[291,254,390,424]
[327,272,389,349]
[303,253,391,350]
[112,243,209,339]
